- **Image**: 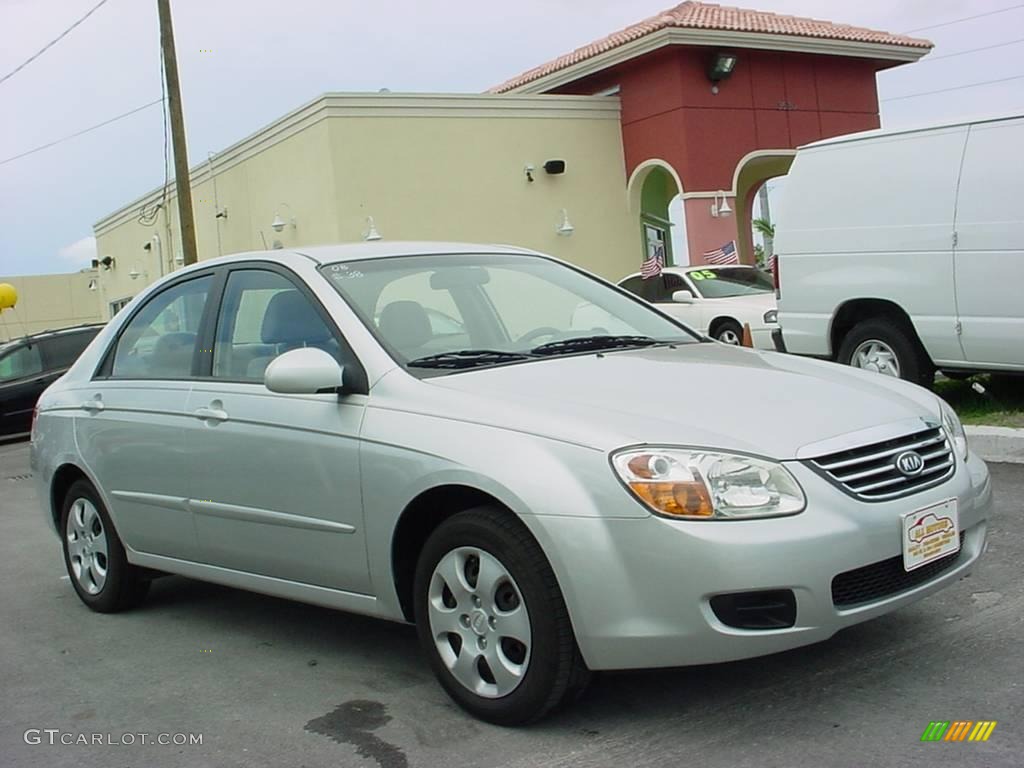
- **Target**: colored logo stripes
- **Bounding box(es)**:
[921,721,997,742]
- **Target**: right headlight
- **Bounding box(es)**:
[938,398,969,461]
[611,447,805,520]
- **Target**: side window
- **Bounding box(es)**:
[614,274,663,303]
[42,330,99,369]
[111,276,212,379]
[0,344,43,382]
[619,276,646,297]
[213,269,340,382]
[649,273,685,302]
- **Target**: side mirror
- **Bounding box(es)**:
[672,289,694,304]
[264,348,345,394]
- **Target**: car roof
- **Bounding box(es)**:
[177,241,544,272]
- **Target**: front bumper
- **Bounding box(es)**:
[523,452,992,671]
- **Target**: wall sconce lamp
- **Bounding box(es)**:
[364,216,382,241]
[174,251,184,266]
[98,256,115,271]
[710,191,733,218]
[524,164,535,183]
[215,207,228,220]
[707,51,737,94]
[556,209,575,237]
[87,278,98,292]
[271,203,296,232]
[129,268,141,280]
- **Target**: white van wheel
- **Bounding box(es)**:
[838,319,933,387]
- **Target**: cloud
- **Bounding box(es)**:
[57,236,97,268]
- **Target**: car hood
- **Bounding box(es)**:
[411,343,940,459]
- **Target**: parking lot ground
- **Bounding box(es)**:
[1,439,1021,768]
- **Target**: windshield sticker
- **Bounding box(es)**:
[691,270,717,280]
[328,265,364,280]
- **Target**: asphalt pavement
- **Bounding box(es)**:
[1,439,1021,768]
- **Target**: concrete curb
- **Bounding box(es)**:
[965,425,1024,464]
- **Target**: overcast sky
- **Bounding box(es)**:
[1,0,1022,276]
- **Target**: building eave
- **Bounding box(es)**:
[497,28,931,94]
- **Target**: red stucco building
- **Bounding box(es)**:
[492,2,932,264]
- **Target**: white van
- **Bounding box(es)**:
[773,114,1023,386]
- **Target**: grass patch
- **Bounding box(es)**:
[934,374,1024,428]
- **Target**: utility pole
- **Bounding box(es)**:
[157,0,198,267]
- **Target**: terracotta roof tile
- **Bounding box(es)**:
[490,1,932,93]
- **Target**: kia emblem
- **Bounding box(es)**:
[895,450,925,477]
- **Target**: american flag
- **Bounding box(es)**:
[640,242,665,279]
[704,240,738,265]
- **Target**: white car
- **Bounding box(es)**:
[618,265,778,348]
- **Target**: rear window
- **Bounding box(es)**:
[42,329,101,368]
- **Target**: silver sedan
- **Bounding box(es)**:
[31,243,992,724]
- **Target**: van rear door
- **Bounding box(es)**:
[952,117,1024,368]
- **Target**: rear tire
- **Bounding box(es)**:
[61,480,150,613]
[413,507,589,725]
[837,318,934,387]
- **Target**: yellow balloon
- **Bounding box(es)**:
[0,283,17,310]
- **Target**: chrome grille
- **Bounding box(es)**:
[807,426,955,501]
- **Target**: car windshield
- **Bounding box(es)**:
[319,253,699,371]
[689,267,773,298]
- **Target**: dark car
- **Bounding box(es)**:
[0,324,103,440]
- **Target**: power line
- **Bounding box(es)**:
[924,37,1024,62]
[881,73,1024,102]
[0,99,163,166]
[902,3,1024,34]
[0,0,112,86]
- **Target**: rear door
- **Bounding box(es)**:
[0,342,45,437]
[953,118,1024,367]
[75,273,217,560]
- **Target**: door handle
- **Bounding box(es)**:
[80,398,104,412]
[193,406,228,422]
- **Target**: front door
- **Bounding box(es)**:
[184,266,370,593]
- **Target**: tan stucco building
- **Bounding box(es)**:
[0,270,102,342]
[93,93,640,319]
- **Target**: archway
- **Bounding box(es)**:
[626,160,686,276]
[731,150,796,266]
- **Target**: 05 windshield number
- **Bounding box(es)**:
[691,270,717,281]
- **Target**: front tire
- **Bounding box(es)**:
[413,507,589,725]
[837,318,934,387]
[61,479,150,613]
[713,320,743,345]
